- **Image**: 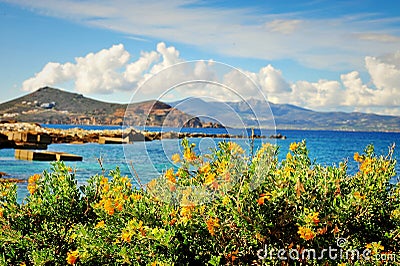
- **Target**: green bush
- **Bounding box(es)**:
[0,140,398,265]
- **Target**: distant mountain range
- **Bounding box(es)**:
[0,87,202,127]
[0,87,399,132]
[170,97,400,132]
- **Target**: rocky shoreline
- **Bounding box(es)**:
[0,122,271,149]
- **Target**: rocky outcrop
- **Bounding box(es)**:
[0,122,268,149]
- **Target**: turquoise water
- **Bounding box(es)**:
[0,125,399,202]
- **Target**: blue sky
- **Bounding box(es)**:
[1,0,400,115]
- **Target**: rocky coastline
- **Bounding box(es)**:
[0,122,269,149]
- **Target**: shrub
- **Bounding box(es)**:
[0,139,398,265]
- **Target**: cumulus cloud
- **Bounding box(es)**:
[22,42,185,95]
[20,41,400,115]
[23,44,131,93]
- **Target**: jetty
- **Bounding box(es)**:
[15,150,82,161]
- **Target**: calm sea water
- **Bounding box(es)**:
[0,124,399,202]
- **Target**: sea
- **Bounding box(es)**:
[0,124,399,203]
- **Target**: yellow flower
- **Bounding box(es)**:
[102,183,110,193]
[100,176,108,185]
[222,196,230,205]
[147,179,157,190]
[353,191,366,200]
[228,142,244,155]
[298,226,315,241]
[95,220,105,229]
[307,212,320,225]
[391,209,400,220]
[66,250,79,265]
[289,142,299,151]
[164,168,176,184]
[216,160,228,176]
[286,152,292,160]
[204,172,216,185]
[180,205,193,217]
[27,174,41,194]
[183,148,196,162]
[171,153,180,163]
[365,242,384,254]
[199,162,211,174]
[353,152,363,163]
[121,231,133,242]
[19,263,26,266]
[28,173,41,183]
[131,193,142,200]
[360,158,374,174]
[206,217,220,236]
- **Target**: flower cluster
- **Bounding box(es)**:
[0,140,398,265]
[27,173,41,194]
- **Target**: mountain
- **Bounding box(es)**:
[0,87,202,127]
[170,98,400,132]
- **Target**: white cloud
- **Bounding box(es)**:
[22,42,184,95]
[20,40,400,116]
[265,19,303,34]
[23,44,131,94]
[258,65,290,93]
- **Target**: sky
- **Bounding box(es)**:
[1,0,400,115]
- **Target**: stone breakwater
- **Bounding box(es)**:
[0,122,267,149]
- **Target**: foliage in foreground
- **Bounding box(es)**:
[0,139,399,265]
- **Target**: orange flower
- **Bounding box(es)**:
[27,174,40,194]
[115,199,124,212]
[164,168,176,184]
[353,152,363,162]
[171,153,180,163]
[104,199,114,215]
[100,177,108,185]
[206,217,220,236]
[66,250,79,265]
[360,158,374,174]
[353,191,366,200]
[307,212,320,225]
[27,183,37,195]
[298,226,315,240]
[257,193,271,205]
